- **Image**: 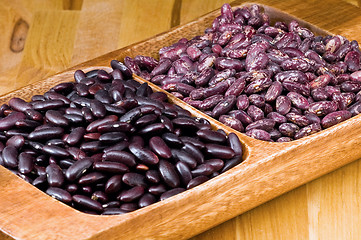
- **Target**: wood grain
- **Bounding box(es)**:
[15,10,79,90]
[1,1,361,240]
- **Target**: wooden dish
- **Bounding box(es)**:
[1,2,361,240]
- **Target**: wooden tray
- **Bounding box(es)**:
[1,2,361,240]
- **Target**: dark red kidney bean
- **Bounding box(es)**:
[279,123,300,137]
[81,107,94,122]
[73,194,103,212]
[159,159,180,188]
[74,70,87,83]
[118,107,142,123]
[172,117,198,131]
[28,127,64,141]
[78,172,106,185]
[24,109,43,122]
[129,136,144,147]
[118,203,138,212]
[182,142,204,164]
[148,184,167,195]
[102,150,136,167]
[276,96,291,115]
[63,114,83,124]
[45,110,69,127]
[114,98,138,111]
[159,115,173,132]
[205,143,235,159]
[46,187,72,204]
[321,110,352,128]
[18,152,34,174]
[245,119,275,132]
[102,208,127,215]
[97,121,133,133]
[149,136,172,159]
[205,159,224,172]
[197,129,226,144]
[102,201,120,209]
[227,132,242,156]
[6,135,25,149]
[64,127,85,146]
[175,161,192,185]
[171,149,197,169]
[247,105,264,121]
[160,188,185,201]
[93,161,129,174]
[0,111,26,131]
[179,136,204,149]
[42,145,69,158]
[103,141,129,153]
[32,175,47,188]
[145,170,161,184]
[138,193,157,208]
[80,141,106,153]
[122,173,147,187]
[246,129,271,141]
[52,82,74,93]
[286,113,310,127]
[294,123,322,139]
[94,89,113,104]
[32,100,65,111]
[83,133,100,141]
[191,163,215,177]
[99,132,127,144]
[65,158,93,182]
[2,146,18,168]
[46,163,64,187]
[244,77,272,94]
[128,143,159,165]
[91,191,108,203]
[134,114,157,128]
[138,123,165,136]
[119,186,145,202]
[187,176,209,189]
[44,92,71,105]
[287,92,309,110]
[90,100,106,118]
[104,175,122,194]
[8,98,32,112]
[27,141,45,152]
[236,95,249,110]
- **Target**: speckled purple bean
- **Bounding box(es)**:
[245,129,271,141]
[279,123,299,137]
[321,110,352,128]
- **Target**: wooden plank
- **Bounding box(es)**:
[117,0,176,48]
[70,0,122,66]
[0,0,64,95]
[15,10,79,91]
[180,0,230,24]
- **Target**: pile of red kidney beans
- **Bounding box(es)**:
[1,3,361,215]
[126,3,361,142]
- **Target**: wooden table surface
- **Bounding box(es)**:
[1,0,361,239]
